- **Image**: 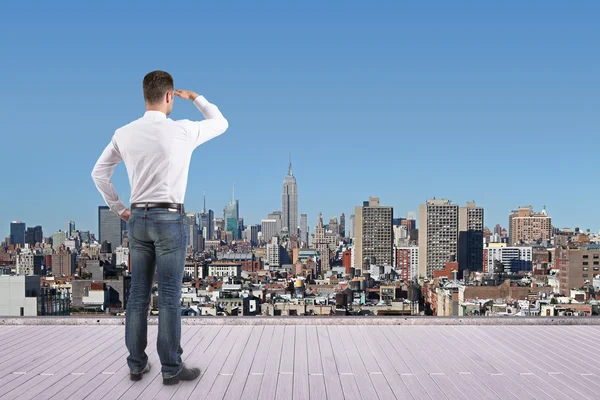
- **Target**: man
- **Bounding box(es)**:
[91,70,228,385]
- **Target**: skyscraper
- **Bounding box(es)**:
[300,214,308,247]
[51,231,67,250]
[508,206,552,246]
[340,213,346,238]
[282,157,298,236]
[348,215,355,240]
[98,206,126,249]
[250,224,260,247]
[329,217,339,236]
[199,192,214,241]
[66,221,76,237]
[184,213,198,251]
[268,211,283,235]
[261,219,278,245]
[314,213,330,272]
[224,185,240,239]
[418,199,459,278]
[354,197,394,270]
[10,222,25,247]
[459,202,484,276]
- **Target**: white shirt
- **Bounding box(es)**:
[92,96,228,215]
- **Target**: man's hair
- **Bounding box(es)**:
[143,71,174,104]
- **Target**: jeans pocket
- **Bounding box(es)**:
[154,220,184,251]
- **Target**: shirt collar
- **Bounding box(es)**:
[143,110,167,120]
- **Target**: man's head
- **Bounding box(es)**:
[143,70,175,115]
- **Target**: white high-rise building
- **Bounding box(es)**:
[261,219,278,245]
[282,158,298,236]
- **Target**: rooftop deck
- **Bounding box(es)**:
[1,318,600,399]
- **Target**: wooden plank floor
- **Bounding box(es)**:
[1,325,600,399]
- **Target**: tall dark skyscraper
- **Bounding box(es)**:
[459,202,484,277]
[340,213,346,238]
[282,157,298,236]
[98,206,126,249]
[25,226,43,246]
[10,221,25,247]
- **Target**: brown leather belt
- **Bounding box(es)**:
[131,203,185,213]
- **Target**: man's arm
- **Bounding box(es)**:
[91,137,129,221]
[174,90,229,148]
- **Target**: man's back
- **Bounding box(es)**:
[91,71,227,385]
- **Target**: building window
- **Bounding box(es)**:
[583,274,589,278]
[20,307,24,316]
[583,255,589,259]
[583,262,589,265]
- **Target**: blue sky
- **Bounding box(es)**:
[1,1,598,238]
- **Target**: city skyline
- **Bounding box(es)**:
[1,2,599,238]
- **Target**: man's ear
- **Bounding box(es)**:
[166,91,173,103]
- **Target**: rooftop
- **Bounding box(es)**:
[1,317,600,399]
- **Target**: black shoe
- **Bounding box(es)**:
[163,366,201,385]
[130,363,151,381]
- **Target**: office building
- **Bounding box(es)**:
[16,251,44,276]
[0,275,40,316]
[10,221,25,247]
[51,252,77,276]
[509,206,552,246]
[25,226,43,247]
[484,244,532,273]
[314,213,330,272]
[249,224,259,247]
[418,199,459,278]
[329,217,339,236]
[300,214,308,247]
[261,219,278,245]
[268,211,283,235]
[98,206,126,249]
[459,202,484,276]
[66,221,76,237]
[340,213,346,238]
[347,215,355,240]
[184,213,198,251]
[396,247,419,282]
[51,231,67,250]
[267,237,282,267]
[282,158,298,236]
[354,197,394,270]
[557,245,600,295]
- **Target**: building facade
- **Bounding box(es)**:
[261,219,278,245]
[483,245,533,273]
[396,246,419,282]
[557,245,600,295]
[509,206,552,246]
[314,213,330,272]
[98,206,126,249]
[10,221,25,247]
[300,214,308,247]
[354,197,394,270]
[459,202,484,276]
[418,199,459,278]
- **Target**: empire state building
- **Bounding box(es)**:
[282,159,298,236]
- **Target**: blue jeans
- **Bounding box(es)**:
[126,208,187,379]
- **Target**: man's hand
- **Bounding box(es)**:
[119,209,131,223]
[174,90,199,101]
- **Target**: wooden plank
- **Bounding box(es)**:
[10,325,125,400]
[0,325,67,368]
[83,325,192,400]
[257,326,284,400]
[65,325,159,400]
[205,326,254,400]
[223,326,265,400]
[239,325,275,400]
[316,326,344,400]
[157,326,234,399]
[337,325,382,399]
[306,326,326,400]
[358,326,432,400]
[275,325,295,400]
[151,326,217,400]
[452,326,578,399]
[382,326,448,400]
[0,325,114,398]
[158,326,223,400]
[292,326,310,400]
[326,326,361,399]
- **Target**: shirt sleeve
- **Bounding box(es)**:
[91,137,128,216]
[182,95,229,148]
